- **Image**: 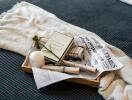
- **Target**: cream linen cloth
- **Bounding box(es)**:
[0,1,132,100]
[120,0,132,5]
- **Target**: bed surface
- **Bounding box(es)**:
[0,0,132,100]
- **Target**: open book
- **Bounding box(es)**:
[41,32,73,64]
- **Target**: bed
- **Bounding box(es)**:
[0,0,131,100]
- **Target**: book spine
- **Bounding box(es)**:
[66,46,84,60]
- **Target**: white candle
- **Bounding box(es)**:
[29,51,45,68]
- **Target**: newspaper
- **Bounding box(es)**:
[32,35,123,89]
[74,35,123,77]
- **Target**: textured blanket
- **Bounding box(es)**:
[0,1,132,100]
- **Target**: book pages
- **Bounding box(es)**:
[41,32,73,62]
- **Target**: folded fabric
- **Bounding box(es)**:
[120,0,132,5]
[0,1,132,100]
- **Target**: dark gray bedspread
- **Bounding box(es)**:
[0,0,132,100]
